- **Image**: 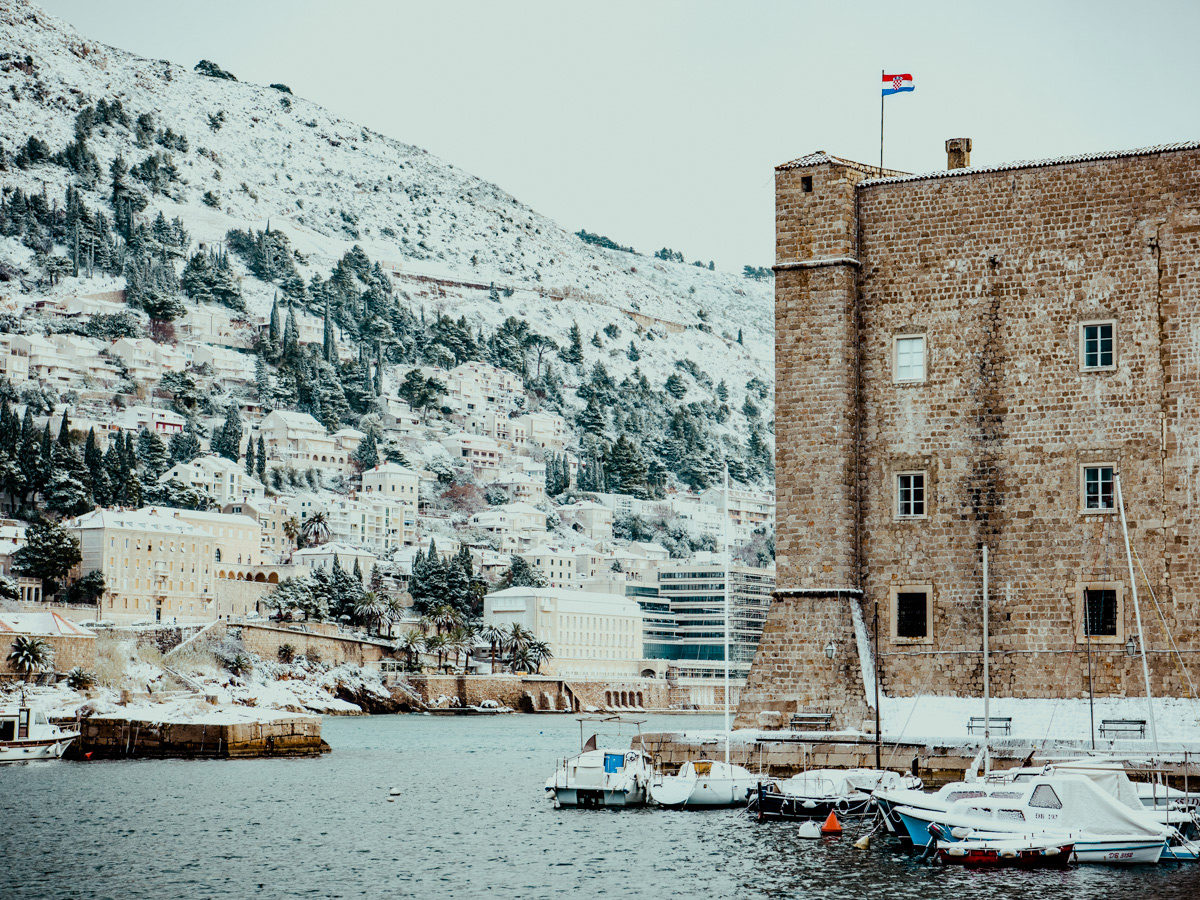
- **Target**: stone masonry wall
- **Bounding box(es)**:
[236,623,391,668]
[743,145,1200,726]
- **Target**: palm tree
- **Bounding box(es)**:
[505,623,533,672]
[479,623,505,674]
[447,626,471,671]
[424,633,448,672]
[282,516,300,548]
[353,592,387,634]
[397,630,425,670]
[298,511,331,548]
[431,603,462,636]
[381,596,406,637]
[510,646,533,675]
[417,615,433,636]
[529,639,553,675]
[8,636,54,681]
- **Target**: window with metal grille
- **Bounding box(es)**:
[896,591,928,639]
[897,472,926,517]
[1081,322,1115,370]
[1083,588,1118,637]
[1029,785,1063,809]
[1083,465,1114,511]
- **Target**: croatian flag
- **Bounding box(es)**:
[882,73,914,96]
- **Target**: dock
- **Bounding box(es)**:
[59,713,329,760]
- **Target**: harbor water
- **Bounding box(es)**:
[4,713,1200,899]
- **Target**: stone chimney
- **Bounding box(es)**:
[946,138,972,170]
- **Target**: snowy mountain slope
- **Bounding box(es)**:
[0,0,774,483]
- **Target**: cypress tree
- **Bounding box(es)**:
[245,436,256,477]
[256,435,267,483]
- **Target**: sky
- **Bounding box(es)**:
[37,0,1200,272]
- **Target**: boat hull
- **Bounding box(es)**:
[0,735,76,763]
[937,841,1074,868]
[897,808,1166,865]
[751,784,875,822]
[549,786,648,808]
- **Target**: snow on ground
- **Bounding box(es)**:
[662,696,1200,750]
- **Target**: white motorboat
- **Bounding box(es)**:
[751,768,921,821]
[546,715,653,808]
[890,773,1171,864]
[650,759,757,808]
[0,705,79,763]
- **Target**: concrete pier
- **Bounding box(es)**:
[636,730,1200,788]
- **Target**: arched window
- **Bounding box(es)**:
[215,548,222,562]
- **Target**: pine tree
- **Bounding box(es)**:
[267,294,281,351]
[282,308,300,359]
[322,301,335,363]
[136,428,170,483]
[352,431,379,471]
[716,379,729,402]
[256,435,267,483]
[627,340,640,362]
[577,395,606,436]
[212,406,242,462]
[560,322,584,365]
[169,422,203,463]
[244,437,256,477]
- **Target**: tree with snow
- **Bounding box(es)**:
[212,406,243,462]
[13,520,82,598]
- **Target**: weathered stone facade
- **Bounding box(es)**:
[738,143,1200,728]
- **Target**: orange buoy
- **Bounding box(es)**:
[820,811,842,835]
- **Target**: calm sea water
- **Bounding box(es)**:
[4,713,1200,899]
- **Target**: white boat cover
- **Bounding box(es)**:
[775,768,907,798]
[947,774,1169,838]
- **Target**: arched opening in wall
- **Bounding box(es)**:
[636,692,643,707]
[605,691,612,706]
[253,573,266,583]
[538,692,551,710]
[640,668,656,678]
[619,691,628,706]
[236,572,245,581]
[517,693,535,713]
[268,573,279,584]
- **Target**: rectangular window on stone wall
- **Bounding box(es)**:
[1080,321,1115,370]
[895,590,929,639]
[897,472,926,518]
[1082,465,1115,511]
[1083,587,1118,637]
[894,335,926,383]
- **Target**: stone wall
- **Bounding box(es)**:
[66,713,325,758]
[235,623,392,668]
[0,633,95,676]
[400,674,671,711]
[742,145,1200,727]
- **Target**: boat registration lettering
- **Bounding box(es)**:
[1105,851,1134,860]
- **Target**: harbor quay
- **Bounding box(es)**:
[59,712,328,760]
[635,729,1200,788]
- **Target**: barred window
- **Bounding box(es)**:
[896,590,929,639]
[1083,588,1118,637]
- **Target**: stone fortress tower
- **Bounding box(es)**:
[737,140,1200,730]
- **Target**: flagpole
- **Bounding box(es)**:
[879,69,885,177]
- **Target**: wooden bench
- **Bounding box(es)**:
[789,710,834,731]
[967,716,1012,736]
[1099,719,1147,739]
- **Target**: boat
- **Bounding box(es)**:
[929,825,1074,868]
[0,704,79,763]
[650,759,757,808]
[545,715,653,808]
[647,470,759,810]
[750,768,921,822]
[891,773,1171,864]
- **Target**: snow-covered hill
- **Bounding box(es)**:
[0,0,773,485]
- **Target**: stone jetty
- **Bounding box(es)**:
[62,712,328,759]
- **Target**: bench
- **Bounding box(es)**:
[1099,719,1147,739]
[789,710,834,731]
[967,716,1012,736]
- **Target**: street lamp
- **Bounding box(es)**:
[1125,635,1139,658]
[824,641,836,660]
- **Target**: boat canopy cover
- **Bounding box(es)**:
[950,774,1168,838]
[777,769,907,798]
[1044,761,1142,811]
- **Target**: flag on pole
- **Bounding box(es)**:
[882,73,914,96]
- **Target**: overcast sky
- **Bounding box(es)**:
[40,0,1200,271]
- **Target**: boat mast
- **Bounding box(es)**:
[723,464,731,768]
[1115,474,1160,753]
[982,545,990,776]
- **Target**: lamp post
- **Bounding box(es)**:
[824,640,836,661]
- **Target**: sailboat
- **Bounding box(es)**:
[650,466,756,808]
